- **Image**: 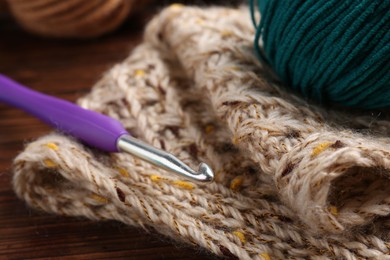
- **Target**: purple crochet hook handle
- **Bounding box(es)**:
[0,74,128,152]
[0,74,214,182]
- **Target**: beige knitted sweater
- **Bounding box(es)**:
[13,5,390,259]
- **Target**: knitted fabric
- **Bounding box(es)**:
[13,5,390,259]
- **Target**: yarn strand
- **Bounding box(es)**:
[252,0,390,109]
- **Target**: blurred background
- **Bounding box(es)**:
[0,0,242,259]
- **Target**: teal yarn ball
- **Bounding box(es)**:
[250,0,390,109]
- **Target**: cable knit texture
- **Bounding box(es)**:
[13,5,390,259]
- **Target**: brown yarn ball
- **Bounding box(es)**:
[6,0,141,38]
[0,0,8,14]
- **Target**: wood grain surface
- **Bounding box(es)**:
[0,6,219,260]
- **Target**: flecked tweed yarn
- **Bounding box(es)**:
[12,5,390,259]
[251,0,390,109]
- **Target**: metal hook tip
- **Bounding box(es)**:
[197,162,214,182]
[117,135,214,183]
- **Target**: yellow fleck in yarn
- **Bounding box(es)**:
[227,66,240,71]
[46,143,58,150]
[221,31,233,37]
[135,69,145,77]
[311,142,332,157]
[169,3,184,10]
[172,180,194,190]
[329,206,338,216]
[43,159,56,168]
[150,175,163,182]
[117,167,129,178]
[232,231,246,244]
[90,193,109,204]
[260,253,271,260]
[150,174,193,190]
[230,176,244,191]
[195,18,204,25]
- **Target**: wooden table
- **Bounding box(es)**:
[0,7,218,260]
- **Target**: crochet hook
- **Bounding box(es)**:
[0,74,214,182]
